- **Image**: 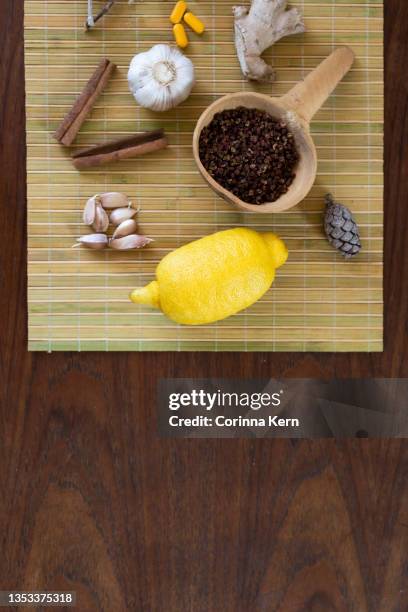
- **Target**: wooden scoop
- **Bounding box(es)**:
[193,47,355,213]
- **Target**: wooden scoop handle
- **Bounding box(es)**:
[281,47,355,124]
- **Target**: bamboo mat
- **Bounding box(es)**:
[24,0,383,352]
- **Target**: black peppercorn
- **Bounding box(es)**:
[199,107,299,205]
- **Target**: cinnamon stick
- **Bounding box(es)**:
[54,58,116,146]
[72,130,169,170]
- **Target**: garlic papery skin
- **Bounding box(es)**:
[128,44,195,112]
[112,219,138,240]
[76,234,108,249]
[110,206,138,226]
[83,195,98,226]
[99,192,130,209]
[92,203,109,233]
[110,235,153,250]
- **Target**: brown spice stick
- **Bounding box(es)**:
[72,131,169,169]
[54,58,116,146]
[86,0,116,30]
[73,130,165,157]
[73,139,169,169]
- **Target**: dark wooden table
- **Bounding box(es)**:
[1,1,407,610]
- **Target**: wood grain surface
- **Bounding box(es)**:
[0,1,408,611]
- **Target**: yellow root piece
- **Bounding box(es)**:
[170,1,187,25]
[183,12,205,35]
[173,23,189,49]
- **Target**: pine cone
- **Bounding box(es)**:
[324,194,361,258]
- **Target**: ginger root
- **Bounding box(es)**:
[233,0,305,82]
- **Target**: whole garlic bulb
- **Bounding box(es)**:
[128,44,195,112]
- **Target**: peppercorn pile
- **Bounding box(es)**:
[199,107,299,205]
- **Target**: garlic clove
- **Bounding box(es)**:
[99,192,130,209]
[110,206,138,226]
[83,195,99,226]
[92,203,110,232]
[112,219,138,240]
[110,235,153,250]
[76,233,108,249]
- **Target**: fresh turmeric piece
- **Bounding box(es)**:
[183,12,205,35]
[173,23,189,49]
[170,1,187,25]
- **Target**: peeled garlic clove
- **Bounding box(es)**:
[110,235,153,250]
[92,204,109,232]
[76,233,108,249]
[83,195,99,226]
[112,219,138,240]
[99,192,130,209]
[110,206,138,226]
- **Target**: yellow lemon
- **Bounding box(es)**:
[130,228,288,325]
